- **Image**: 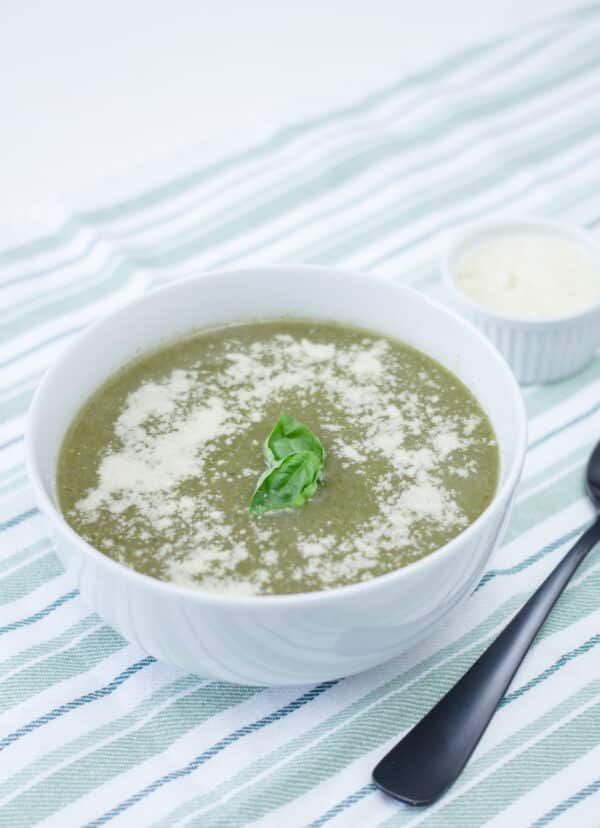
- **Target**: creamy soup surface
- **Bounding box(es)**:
[57,320,499,596]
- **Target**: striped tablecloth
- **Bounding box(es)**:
[2,4,600,826]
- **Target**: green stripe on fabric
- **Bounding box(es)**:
[537,563,600,643]
[0,218,84,268]
[475,522,590,591]
[0,683,259,827]
[0,236,101,293]
[504,464,586,543]
[0,464,23,485]
[526,355,600,419]
[0,675,203,801]
[0,260,138,346]
[0,369,44,402]
[0,474,27,499]
[0,615,100,681]
[0,626,125,715]
[0,539,51,576]
[530,400,600,454]
[0,553,63,607]
[0,388,36,427]
[516,442,592,500]
[0,465,26,484]
[0,323,83,376]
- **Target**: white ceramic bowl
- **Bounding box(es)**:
[26,266,527,686]
[442,218,600,385]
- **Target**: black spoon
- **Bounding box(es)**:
[373,439,600,806]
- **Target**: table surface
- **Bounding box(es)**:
[0,0,578,238]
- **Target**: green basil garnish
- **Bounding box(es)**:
[249,451,321,516]
[249,414,324,516]
[265,412,324,465]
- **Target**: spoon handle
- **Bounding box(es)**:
[373,514,600,806]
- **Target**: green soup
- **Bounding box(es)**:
[57,320,499,595]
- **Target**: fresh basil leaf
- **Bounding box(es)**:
[250,414,325,516]
[265,413,324,465]
[249,450,322,516]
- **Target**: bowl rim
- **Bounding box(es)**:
[442,216,600,327]
[25,264,528,608]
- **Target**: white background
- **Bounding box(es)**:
[0,0,579,238]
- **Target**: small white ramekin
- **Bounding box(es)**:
[442,218,600,385]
